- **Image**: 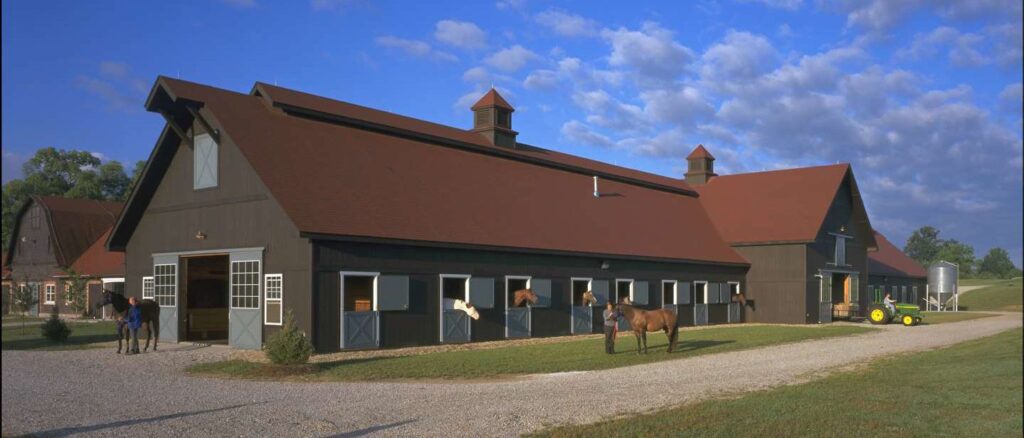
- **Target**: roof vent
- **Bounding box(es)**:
[470,88,518,148]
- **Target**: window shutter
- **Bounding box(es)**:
[677,282,692,305]
[469,277,495,309]
[719,283,731,303]
[632,281,649,305]
[531,279,552,307]
[193,133,218,189]
[377,275,409,311]
[591,280,609,306]
[707,282,721,304]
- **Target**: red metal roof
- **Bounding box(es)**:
[687,144,714,160]
[868,231,927,278]
[69,227,124,278]
[141,78,747,265]
[694,164,855,245]
[471,88,514,110]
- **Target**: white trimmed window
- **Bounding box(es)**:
[193,133,218,190]
[64,283,71,305]
[728,281,740,296]
[662,280,677,305]
[142,276,155,300]
[44,284,56,304]
[154,264,177,307]
[231,260,260,309]
[264,274,283,325]
[694,281,708,304]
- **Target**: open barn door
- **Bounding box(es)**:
[228,250,263,350]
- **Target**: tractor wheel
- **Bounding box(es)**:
[902,315,914,326]
[868,305,890,325]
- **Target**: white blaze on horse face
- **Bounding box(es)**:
[452,299,480,320]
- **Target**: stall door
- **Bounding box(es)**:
[694,282,709,326]
[343,311,378,349]
[441,275,471,343]
[819,275,833,323]
[228,251,263,350]
[507,308,530,338]
[442,310,470,343]
[572,306,592,334]
[728,303,741,323]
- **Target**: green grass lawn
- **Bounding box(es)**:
[188,325,874,382]
[532,327,1023,438]
[920,311,997,325]
[959,278,1023,312]
[1,320,118,351]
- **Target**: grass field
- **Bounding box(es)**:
[532,327,1023,437]
[920,311,997,325]
[1,320,118,351]
[188,325,874,381]
[959,278,1023,312]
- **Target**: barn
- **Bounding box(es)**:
[106,77,749,352]
[867,231,927,309]
[4,196,124,317]
[687,146,878,324]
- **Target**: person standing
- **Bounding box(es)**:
[603,302,620,354]
[124,296,142,354]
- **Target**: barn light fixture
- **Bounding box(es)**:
[840,225,847,232]
[601,260,611,270]
[195,231,207,240]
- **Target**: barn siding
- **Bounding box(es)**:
[123,116,312,341]
[807,177,870,320]
[733,244,808,324]
[312,239,745,352]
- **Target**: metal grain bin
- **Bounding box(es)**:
[928,261,958,305]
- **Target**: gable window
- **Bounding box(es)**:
[193,133,218,190]
[29,205,40,229]
[264,274,283,325]
[44,284,56,305]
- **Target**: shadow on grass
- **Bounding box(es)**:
[1,334,117,351]
[611,339,735,354]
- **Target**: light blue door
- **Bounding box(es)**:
[343,311,378,349]
[572,306,592,334]
[507,307,530,338]
[728,303,741,323]
[694,304,709,325]
[228,250,263,350]
[442,310,470,343]
[153,255,178,343]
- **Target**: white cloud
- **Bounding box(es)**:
[375,36,458,62]
[434,20,486,49]
[640,87,714,125]
[740,0,803,11]
[484,45,539,72]
[571,90,648,132]
[76,61,148,112]
[999,82,1023,114]
[99,61,130,78]
[535,10,600,37]
[463,67,490,83]
[601,22,694,86]
[897,26,987,67]
[777,23,795,38]
[560,120,615,148]
[495,0,527,11]
[700,31,778,88]
[523,69,559,90]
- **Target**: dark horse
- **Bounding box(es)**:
[616,304,679,354]
[97,290,161,353]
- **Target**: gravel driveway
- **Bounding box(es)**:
[3,313,1020,437]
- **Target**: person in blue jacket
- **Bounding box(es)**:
[124,296,142,354]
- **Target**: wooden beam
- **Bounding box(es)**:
[185,106,219,143]
[160,111,191,146]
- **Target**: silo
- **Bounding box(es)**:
[928,261,959,311]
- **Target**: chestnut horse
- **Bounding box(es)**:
[616,303,679,354]
[513,289,538,307]
[580,290,597,306]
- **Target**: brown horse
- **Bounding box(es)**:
[616,304,679,354]
[513,289,538,307]
[580,290,597,306]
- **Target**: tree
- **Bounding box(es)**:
[125,160,146,200]
[11,280,39,330]
[934,239,976,277]
[904,226,942,267]
[978,248,1018,279]
[62,269,89,317]
[2,148,135,250]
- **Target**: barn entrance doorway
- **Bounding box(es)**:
[571,278,592,334]
[183,255,229,343]
[505,276,531,338]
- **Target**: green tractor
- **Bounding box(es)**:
[867,288,922,326]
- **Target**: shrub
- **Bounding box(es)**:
[264,310,313,365]
[40,308,71,343]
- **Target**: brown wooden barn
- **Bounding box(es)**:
[868,231,928,309]
[4,196,124,317]
[105,77,751,351]
[686,146,878,324]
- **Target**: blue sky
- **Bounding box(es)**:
[2,0,1022,264]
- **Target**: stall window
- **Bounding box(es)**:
[264,274,283,325]
[694,281,708,304]
[142,276,155,300]
[44,284,56,304]
[662,280,677,305]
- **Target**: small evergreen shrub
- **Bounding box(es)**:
[264,310,313,365]
[41,309,71,343]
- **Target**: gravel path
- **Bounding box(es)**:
[3,313,1020,437]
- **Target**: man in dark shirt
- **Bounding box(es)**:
[603,302,619,354]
